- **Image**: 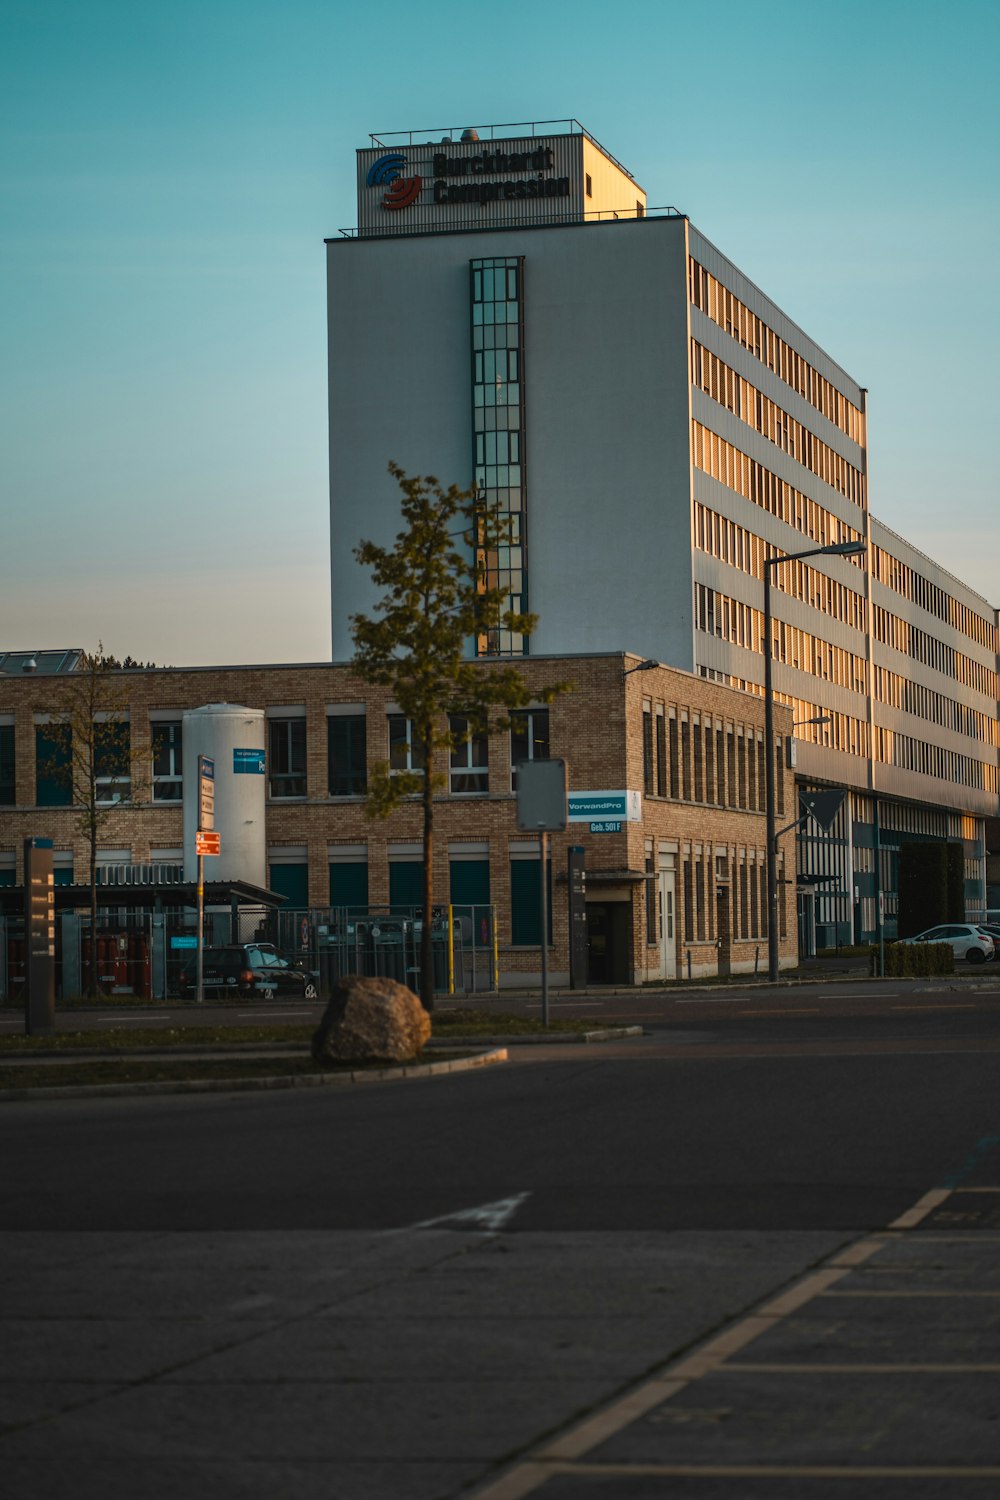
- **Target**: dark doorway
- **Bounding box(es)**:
[587,901,631,984]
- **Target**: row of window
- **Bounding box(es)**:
[692,421,994,666]
[873,726,1000,794]
[873,666,1000,749]
[694,503,867,632]
[9,710,554,809]
[698,578,1000,723]
[331,849,549,947]
[694,507,999,749]
[676,848,787,946]
[641,701,786,817]
[871,543,997,652]
[851,790,980,844]
[692,342,866,506]
[688,257,865,444]
[694,583,869,693]
[872,606,998,699]
[692,421,864,554]
[699,668,870,763]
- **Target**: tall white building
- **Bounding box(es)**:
[327,120,999,948]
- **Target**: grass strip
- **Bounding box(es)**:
[0,1011,614,1054]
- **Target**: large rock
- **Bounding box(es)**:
[311,974,431,1064]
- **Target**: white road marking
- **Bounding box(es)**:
[741,1007,820,1015]
[237,1010,313,1018]
[94,1014,168,1023]
[672,995,754,1004]
[524,1001,607,1009]
[410,1191,530,1232]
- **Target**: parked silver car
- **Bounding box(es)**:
[975,924,1000,961]
[898,924,994,964]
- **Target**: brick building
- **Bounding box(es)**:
[0,653,796,989]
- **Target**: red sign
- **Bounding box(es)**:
[195,831,221,857]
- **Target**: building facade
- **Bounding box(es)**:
[328,120,999,948]
[0,655,796,990]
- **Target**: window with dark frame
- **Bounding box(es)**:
[670,717,680,798]
[388,714,426,774]
[449,714,489,795]
[268,718,307,798]
[510,707,549,790]
[151,721,182,802]
[327,714,367,796]
[35,724,71,807]
[655,713,666,796]
[471,255,527,657]
[0,725,14,806]
[642,705,654,795]
[95,721,130,805]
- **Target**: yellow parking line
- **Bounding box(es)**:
[470,1185,958,1499]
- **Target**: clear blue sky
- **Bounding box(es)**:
[3,0,997,665]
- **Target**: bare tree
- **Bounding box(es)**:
[37,645,146,997]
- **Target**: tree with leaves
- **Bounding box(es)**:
[351,464,569,1011]
[37,644,146,997]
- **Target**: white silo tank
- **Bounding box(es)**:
[182,704,267,886]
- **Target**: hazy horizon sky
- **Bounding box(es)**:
[3,0,998,666]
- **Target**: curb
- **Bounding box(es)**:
[430,1026,645,1046]
[0,1046,508,1104]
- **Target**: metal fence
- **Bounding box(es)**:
[0,904,497,1003]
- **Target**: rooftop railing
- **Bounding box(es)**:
[367,118,635,176]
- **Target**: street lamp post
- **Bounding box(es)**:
[764,540,866,982]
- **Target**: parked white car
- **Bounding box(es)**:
[898,924,994,964]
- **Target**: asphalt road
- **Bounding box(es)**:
[4,969,1000,1035]
[4,1000,1000,1498]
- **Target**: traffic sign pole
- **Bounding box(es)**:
[514,759,566,1031]
[195,753,215,1006]
[539,829,549,1027]
[196,851,204,1004]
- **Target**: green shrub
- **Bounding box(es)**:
[874,942,954,977]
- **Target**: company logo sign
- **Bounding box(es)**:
[567,791,642,823]
[431,145,569,210]
[365,143,569,215]
[367,152,422,211]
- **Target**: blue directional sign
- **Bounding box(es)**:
[233,748,266,774]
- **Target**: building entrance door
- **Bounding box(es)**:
[586,902,630,985]
[797,893,816,958]
[659,868,676,981]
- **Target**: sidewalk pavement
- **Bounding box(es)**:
[3,1186,999,1499]
[472,1185,1000,1498]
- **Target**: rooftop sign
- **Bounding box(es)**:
[355,124,644,237]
